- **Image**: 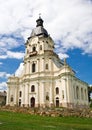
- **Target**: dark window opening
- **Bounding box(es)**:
[31,85,35,92]
[32,63,36,72]
[31,97,35,107]
[11,95,13,102]
[19,91,22,97]
[40,45,42,50]
[33,46,36,52]
[56,97,59,107]
[46,92,49,100]
[19,99,21,107]
[56,87,59,94]
[46,64,48,69]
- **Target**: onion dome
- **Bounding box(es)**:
[31,16,48,37]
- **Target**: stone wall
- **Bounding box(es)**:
[0,106,92,118]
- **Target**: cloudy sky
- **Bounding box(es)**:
[0,0,92,91]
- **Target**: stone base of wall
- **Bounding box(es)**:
[61,102,89,109]
[10,102,89,109]
[1,106,92,118]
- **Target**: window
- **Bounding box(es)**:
[32,63,36,72]
[40,45,42,50]
[46,92,49,100]
[73,86,76,99]
[19,99,21,107]
[85,89,87,100]
[10,95,13,102]
[81,88,83,100]
[33,46,36,52]
[56,87,59,94]
[76,86,79,99]
[56,97,59,107]
[31,85,35,92]
[19,91,22,97]
[45,64,48,70]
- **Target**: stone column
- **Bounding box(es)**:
[49,58,52,72]
[6,86,10,105]
[22,85,25,107]
[25,84,29,107]
[64,78,68,102]
[24,62,26,74]
[59,80,62,107]
[30,62,32,74]
[28,61,30,74]
[26,61,29,74]
[41,82,45,107]
[14,86,17,106]
[49,82,53,107]
[62,77,68,107]
[37,59,39,72]
[79,87,81,101]
[36,82,40,107]
[42,58,44,72]
[68,77,74,108]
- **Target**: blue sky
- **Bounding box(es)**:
[0,0,92,91]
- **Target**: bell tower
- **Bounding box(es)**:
[24,17,55,75]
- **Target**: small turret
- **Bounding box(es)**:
[36,16,43,27]
[31,16,48,37]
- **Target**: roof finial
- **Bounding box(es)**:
[64,58,67,65]
[39,13,41,18]
[36,14,43,27]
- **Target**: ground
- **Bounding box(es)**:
[0,110,92,130]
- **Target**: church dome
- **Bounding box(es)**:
[31,17,49,37]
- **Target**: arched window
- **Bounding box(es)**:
[10,95,13,102]
[19,99,21,107]
[76,86,79,99]
[81,88,83,100]
[73,86,75,99]
[46,92,49,100]
[85,89,87,100]
[32,46,36,52]
[45,64,48,70]
[32,63,36,72]
[31,85,35,92]
[30,97,35,107]
[40,45,42,50]
[56,87,59,94]
[56,97,59,107]
[19,91,22,97]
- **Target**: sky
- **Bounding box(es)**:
[0,0,92,91]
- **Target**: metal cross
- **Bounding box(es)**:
[39,13,41,18]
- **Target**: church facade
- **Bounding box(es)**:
[7,17,89,108]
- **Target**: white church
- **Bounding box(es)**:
[7,17,89,108]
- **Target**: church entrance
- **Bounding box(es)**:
[56,97,59,107]
[30,97,35,107]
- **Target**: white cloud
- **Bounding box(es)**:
[0,72,11,78]
[0,37,19,49]
[7,51,24,59]
[58,53,69,60]
[0,0,92,58]
[0,51,24,59]
[15,62,24,76]
[0,82,7,91]
[0,62,3,65]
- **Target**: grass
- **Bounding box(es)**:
[0,110,92,130]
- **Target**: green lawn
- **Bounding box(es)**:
[0,110,92,130]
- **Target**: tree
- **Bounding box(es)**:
[88,86,92,102]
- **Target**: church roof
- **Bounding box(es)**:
[31,17,49,37]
